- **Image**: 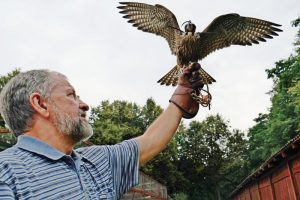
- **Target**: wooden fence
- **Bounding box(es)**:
[121,171,168,200]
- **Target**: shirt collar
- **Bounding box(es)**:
[16,135,67,160]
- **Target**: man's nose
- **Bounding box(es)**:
[79,99,89,111]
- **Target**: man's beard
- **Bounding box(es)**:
[50,104,93,143]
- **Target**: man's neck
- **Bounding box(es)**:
[25,120,75,155]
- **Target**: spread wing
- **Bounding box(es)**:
[118,2,182,54]
[196,13,282,60]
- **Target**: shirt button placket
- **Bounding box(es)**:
[65,156,89,199]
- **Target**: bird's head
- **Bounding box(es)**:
[182,21,196,33]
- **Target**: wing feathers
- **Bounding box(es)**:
[197,14,282,59]
[118,2,181,53]
[157,65,180,86]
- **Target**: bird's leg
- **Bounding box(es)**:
[191,84,212,109]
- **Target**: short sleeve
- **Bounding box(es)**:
[106,139,140,199]
[0,183,15,200]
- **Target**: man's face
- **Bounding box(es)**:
[47,75,93,143]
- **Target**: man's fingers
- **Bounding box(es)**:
[183,62,201,75]
[189,62,201,71]
[191,79,204,88]
[187,62,201,72]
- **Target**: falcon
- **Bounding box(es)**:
[118,2,282,86]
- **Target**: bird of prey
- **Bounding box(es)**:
[118,2,282,86]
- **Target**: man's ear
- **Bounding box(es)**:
[29,92,49,117]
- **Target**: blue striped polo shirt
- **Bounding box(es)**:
[0,135,140,200]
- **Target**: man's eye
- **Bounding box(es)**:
[68,93,76,98]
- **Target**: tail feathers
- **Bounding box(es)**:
[198,67,216,85]
[157,65,180,86]
[158,65,216,86]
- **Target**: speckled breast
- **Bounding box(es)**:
[176,33,200,66]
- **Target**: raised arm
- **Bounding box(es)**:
[136,63,206,165]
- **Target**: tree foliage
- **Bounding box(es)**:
[89,100,143,145]
[0,69,20,92]
[0,69,20,149]
[0,69,21,126]
[175,115,247,200]
[247,17,300,170]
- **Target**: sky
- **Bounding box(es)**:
[0,0,299,131]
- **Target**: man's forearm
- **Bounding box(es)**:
[136,63,203,166]
[136,103,183,165]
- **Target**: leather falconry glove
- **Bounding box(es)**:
[169,62,207,119]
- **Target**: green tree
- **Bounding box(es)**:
[288,81,300,131]
[247,17,300,171]
[176,115,247,200]
[220,129,249,197]
[247,113,269,170]
[0,69,20,92]
[0,69,21,127]
[0,69,20,150]
[89,100,143,145]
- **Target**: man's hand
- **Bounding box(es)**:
[169,63,204,119]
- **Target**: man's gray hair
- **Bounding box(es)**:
[0,69,66,136]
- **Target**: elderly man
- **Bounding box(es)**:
[0,63,204,199]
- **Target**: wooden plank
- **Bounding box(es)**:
[287,161,298,200]
[291,157,300,198]
[273,178,295,200]
[129,188,167,200]
[271,163,296,200]
[250,183,261,200]
[244,188,251,200]
[272,163,290,183]
[259,177,274,200]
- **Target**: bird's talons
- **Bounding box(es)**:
[191,86,212,109]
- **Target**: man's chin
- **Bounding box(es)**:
[73,123,94,143]
[81,130,94,142]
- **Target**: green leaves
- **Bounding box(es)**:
[0,69,21,126]
[89,99,147,145]
[176,115,247,199]
[247,17,300,171]
[0,69,20,92]
[0,69,20,150]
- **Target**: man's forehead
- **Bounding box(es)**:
[51,74,75,91]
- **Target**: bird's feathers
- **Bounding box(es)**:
[118,3,282,60]
[157,65,216,86]
[196,13,283,60]
[157,65,179,86]
[118,2,181,54]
